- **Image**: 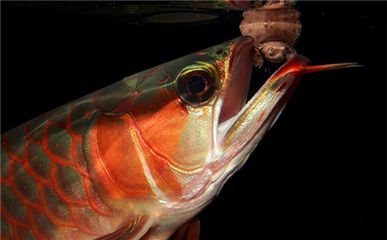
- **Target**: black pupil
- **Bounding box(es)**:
[188,75,206,94]
[177,70,215,105]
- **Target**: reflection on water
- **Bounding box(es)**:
[8,1,245,25]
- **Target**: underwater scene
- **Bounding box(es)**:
[2,1,386,240]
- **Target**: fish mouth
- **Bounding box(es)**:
[218,37,254,124]
[215,37,255,149]
[214,38,308,173]
[216,37,257,148]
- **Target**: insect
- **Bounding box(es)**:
[2,2,359,240]
[239,0,301,66]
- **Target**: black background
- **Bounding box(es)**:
[2,2,386,240]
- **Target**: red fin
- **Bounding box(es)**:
[169,219,200,240]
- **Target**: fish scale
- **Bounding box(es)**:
[0,60,183,238]
[1,94,126,239]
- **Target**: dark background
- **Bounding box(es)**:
[2,2,386,240]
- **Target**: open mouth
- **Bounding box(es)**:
[215,37,306,152]
[218,38,254,124]
[217,38,255,144]
[208,37,358,193]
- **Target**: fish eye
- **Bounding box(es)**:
[177,70,217,106]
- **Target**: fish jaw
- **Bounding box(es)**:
[212,54,360,181]
[208,54,311,191]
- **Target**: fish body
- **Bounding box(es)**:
[1,37,354,239]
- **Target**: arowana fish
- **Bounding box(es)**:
[1,36,356,239]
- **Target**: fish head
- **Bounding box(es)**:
[123,37,312,205]
[126,37,254,178]
[110,36,355,211]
